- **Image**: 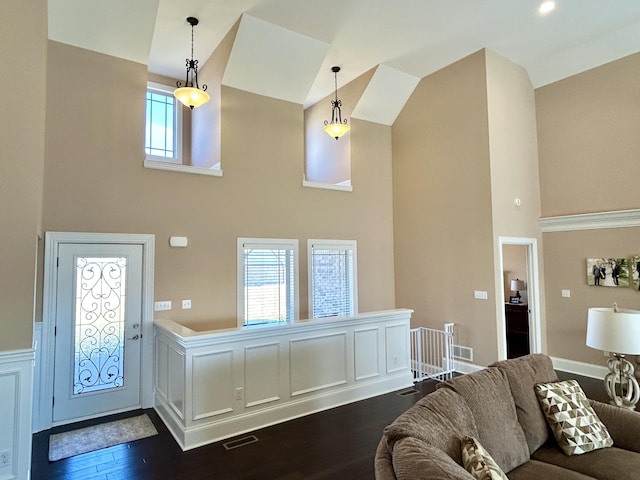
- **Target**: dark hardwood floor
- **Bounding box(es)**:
[31,371,609,480]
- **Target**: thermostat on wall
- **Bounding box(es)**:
[169,236,188,248]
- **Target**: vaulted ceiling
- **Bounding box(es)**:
[48,0,640,124]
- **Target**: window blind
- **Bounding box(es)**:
[311,245,355,318]
[242,245,295,326]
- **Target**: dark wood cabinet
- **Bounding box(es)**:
[505,303,530,359]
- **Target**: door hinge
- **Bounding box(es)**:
[52,396,55,407]
[54,326,57,336]
[57,257,59,267]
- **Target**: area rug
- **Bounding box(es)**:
[48,414,158,461]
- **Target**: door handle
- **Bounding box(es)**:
[127,334,141,341]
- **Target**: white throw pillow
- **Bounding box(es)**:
[461,435,509,480]
[534,379,613,455]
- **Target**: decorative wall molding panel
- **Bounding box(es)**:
[539,209,640,232]
[154,309,413,450]
[0,349,34,480]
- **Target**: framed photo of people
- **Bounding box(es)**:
[586,258,630,288]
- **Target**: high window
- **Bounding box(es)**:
[308,240,357,318]
[237,238,299,328]
[145,82,182,163]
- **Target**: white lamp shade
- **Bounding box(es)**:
[586,307,640,354]
[510,279,525,292]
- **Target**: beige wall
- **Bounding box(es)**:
[537,52,640,218]
[0,0,47,350]
[543,229,640,364]
[536,52,640,365]
[42,42,396,330]
[485,50,542,238]
[392,50,499,365]
[485,50,547,353]
[191,20,239,169]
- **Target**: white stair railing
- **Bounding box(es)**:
[410,323,454,382]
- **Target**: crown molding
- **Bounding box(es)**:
[539,209,640,233]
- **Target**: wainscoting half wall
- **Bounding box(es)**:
[154,309,414,450]
[0,348,34,480]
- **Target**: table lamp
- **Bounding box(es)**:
[586,304,640,409]
[510,279,525,303]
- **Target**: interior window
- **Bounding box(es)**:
[237,238,299,328]
[145,82,182,164]
[308,239,357,318]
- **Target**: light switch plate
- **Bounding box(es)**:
[474,290,488,300]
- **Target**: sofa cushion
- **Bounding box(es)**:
[391,436,475,480]
[460,436,508,480]
[437,368,529,472]
[534,379,613,455]
[490,353,558,453]
[507,459,597,480]
[589,399,640,453]
[384,387,479,466]
[532,444,640,480]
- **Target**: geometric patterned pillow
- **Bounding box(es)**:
[534,379,613,455]
[461,435,509,480]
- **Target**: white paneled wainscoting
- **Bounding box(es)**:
[154,309,414,450]
[0,348,34,480]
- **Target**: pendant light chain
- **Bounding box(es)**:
[190,21,195,64]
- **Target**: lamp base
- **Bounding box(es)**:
[604,354,640,410]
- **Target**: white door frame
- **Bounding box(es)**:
[496,236,542,360]
[38,232,155,431]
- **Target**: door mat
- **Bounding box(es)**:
[48,414,158,461]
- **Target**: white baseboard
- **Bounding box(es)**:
[550,356,608,380]
[452,357,609,380]
[0,348,34,480]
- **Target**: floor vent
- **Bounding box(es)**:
[452,344,473,362]
[223,435,259,450]
[397,388,419,397]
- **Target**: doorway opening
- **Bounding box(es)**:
[497,237,541,360]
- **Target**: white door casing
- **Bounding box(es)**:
[38,232,155,431]
[497,236,542,361]
[53,244,143,422]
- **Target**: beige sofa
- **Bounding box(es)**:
[375,354,640,479]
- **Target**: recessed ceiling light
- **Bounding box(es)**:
[539,1,556,15]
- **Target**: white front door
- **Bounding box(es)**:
[53,243,143,423]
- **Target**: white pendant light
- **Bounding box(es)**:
[174,17,210,110]
[323,66,350,140]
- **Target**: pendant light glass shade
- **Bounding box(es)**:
[323,122,350,139]
[174,17,209,109]
[174,86,210,109]
[324,66,350,140]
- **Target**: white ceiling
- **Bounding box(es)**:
[49,0,640,124]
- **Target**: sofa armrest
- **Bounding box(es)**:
[590,399,640,453]
[375,437,398,480]
[388,436,475,480]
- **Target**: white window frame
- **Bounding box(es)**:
[237,238,299,328]
[307,239,358,319]
[145,81,182,164]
